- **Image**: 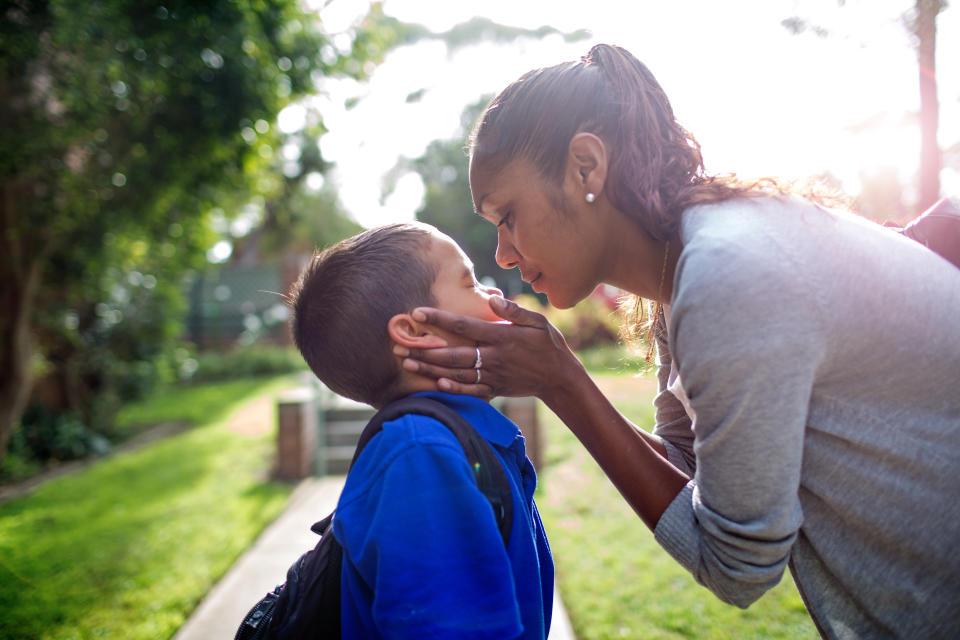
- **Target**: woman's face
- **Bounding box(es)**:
[470,158,605,309]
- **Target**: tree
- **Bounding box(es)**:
[228,120,363,266]
[782,0,949,212]
[0,0,404,463]
[384,98,526,298]
[912,0,946,209]
[260,17,589,295]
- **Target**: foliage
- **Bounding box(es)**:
[387,97,530,295]
[386,17,586,297]
[183,345,307,385]
[0,448,41,486]
[781,1,948,214]
[514,293,624,351]
[225,94,364,268]
[376,16,590,293]
[36,259,190,431]
[2,266,191,478]
[423,16,590,50]
[0,0,406,463]
[576,343,649,377]
[537,376,820,639]
[1,372,301,484]
[231,185,365,264]
[11,404,110,464]
[226,8,594,270]
[0,376,293,640]
[198,12,594,343]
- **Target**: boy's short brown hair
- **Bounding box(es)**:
[288,223,438,406]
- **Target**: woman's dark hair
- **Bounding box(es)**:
[469,43,761,241]
[288,223,437,406]
[469,43,839,342]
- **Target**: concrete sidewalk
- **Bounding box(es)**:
[174,476,576,640]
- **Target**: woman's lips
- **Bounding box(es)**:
[530,273,543,291]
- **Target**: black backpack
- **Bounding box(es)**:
[234,396,514,640]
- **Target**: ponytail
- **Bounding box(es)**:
[581,44,708,239]
[471,43,739,240]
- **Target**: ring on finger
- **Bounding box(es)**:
[473,346,483,369]
[475,368,482,384]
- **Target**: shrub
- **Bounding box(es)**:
[513,293,624,351]
[577,343,649,376]
[12,404,111,465]
[181,344,307,384]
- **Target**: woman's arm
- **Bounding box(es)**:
[398,296,690,529]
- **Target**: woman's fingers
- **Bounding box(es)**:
[436,378,494,397]
[407,297,550,347]
[411,306,512,343]
[401,358,493,396]
[398,344,477,369]
[488,296,571,350]
[489,296,548,329]
[399,299,577,400]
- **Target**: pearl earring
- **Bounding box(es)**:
[585,192,596,203]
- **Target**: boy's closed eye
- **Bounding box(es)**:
[460,266,483,289]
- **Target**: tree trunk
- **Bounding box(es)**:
[0,183,42,464]
[915,0,943,211]
[0,279,38,463]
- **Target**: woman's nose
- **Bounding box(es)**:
[495,234,519,270]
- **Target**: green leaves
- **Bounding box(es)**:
[0,0,378,459]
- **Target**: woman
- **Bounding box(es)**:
[394,44,960,638]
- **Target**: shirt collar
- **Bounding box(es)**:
[410,391,521,449]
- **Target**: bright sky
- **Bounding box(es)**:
[287,0,960,228]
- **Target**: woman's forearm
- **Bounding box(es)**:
[398,300,689,526]
[542,362,690,530]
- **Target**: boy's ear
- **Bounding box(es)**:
[388,314,448,349]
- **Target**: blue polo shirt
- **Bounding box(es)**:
[332,392,553,639]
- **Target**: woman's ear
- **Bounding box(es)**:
[566,132,608,201]
[388,314,448,349]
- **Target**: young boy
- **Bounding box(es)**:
[288,222,554,639]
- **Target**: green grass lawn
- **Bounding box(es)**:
[537,371,820,640]
[0,375,299,640]
[113,376,298,436]
[0,350,822,640]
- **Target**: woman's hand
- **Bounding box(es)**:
[400,295,686,530]
[394,296,586,402]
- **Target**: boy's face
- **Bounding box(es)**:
[426,232,503,344]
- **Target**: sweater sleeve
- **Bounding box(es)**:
[653,231,824,608]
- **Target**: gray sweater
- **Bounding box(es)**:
[651,197,960,639]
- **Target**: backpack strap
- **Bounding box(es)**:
[346,396,514,547]
[901,198,960,270]
[888,198,960,270]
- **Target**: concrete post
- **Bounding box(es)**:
[275,387,317,481]
[502,397,542,470]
